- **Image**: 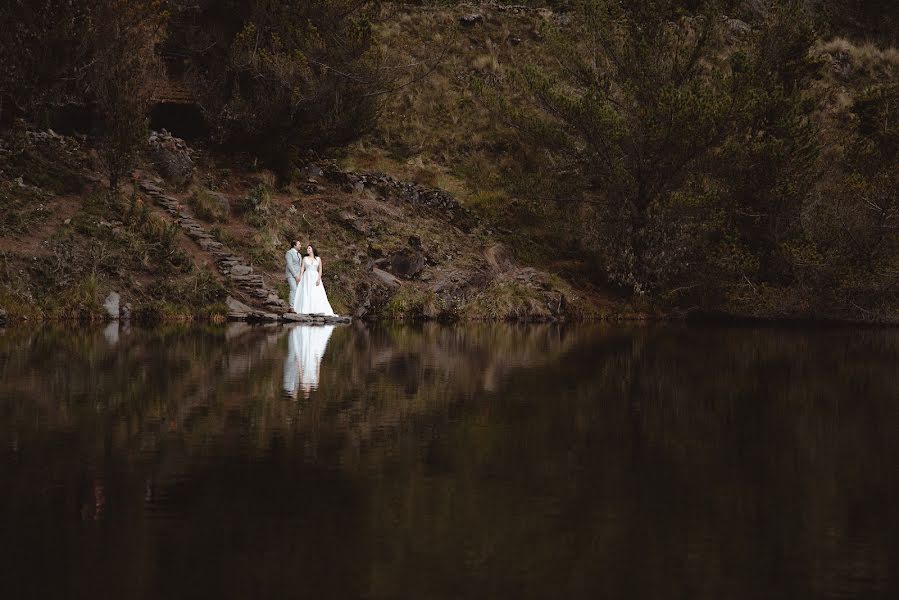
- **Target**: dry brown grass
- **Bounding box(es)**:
[808,36,899,145]
[361,3,552,174]
[815,37,899,81]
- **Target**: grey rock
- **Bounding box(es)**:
[340,213,370,235]
[386,249,426,279]
[139,181,163,194]
[231,274,264,286]
[103,292,121,319]
[0,308,7,327]
[372,268,401,289]
[282,313,313,323]
[149,131,193,188]
[230,265,254,276]
[250,312,280,322]
[226,296,253,315]
[723,17,751,36]
[459,14,484,28]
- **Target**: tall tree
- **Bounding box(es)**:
[1,0,165,189]
[166,0,384,178]
[87,1,166,190]
[507,0,820,306]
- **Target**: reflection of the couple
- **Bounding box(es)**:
[283,325,335,399]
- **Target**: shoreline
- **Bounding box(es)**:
[2,308,897,329]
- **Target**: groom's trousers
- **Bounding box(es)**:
[287,276,298,303]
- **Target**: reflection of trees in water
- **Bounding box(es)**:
[0,325,896,598]
[359,327,898,599]
[0,322,592,476]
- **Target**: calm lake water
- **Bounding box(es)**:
[0,322,896,599]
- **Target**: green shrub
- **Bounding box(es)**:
[236,184,273,229]
[383,285,438,320]
[189,188,229,222]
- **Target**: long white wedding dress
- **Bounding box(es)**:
[292,256,336,315]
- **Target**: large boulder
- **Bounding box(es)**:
[226,296,254,320]
[383,249,426,279]
[148,129,193,187]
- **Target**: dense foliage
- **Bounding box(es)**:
[165,0,384,177]
[1,0,165,188]
[504,0,896,318]
[1,0,383,184]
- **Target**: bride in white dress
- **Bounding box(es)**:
[291,244,336,315]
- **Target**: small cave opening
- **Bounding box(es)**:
[150,102,208,140]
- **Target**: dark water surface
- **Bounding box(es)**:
[0,323,896,599]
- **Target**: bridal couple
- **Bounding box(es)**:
[285,241,336,315]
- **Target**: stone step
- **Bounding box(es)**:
[199,239,223,250]
[139,181,306,318]
[229,265,253,276]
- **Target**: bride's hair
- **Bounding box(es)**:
[306,244,318,257]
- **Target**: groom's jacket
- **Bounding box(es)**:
[285,249,302,279]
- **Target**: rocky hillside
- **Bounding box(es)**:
[0,125,621,324]
[2,1,895,324]
[341,1,899,322]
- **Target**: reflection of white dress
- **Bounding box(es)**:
[292,257,336,315]
[283,325,335,396]
[283,328,301,396]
